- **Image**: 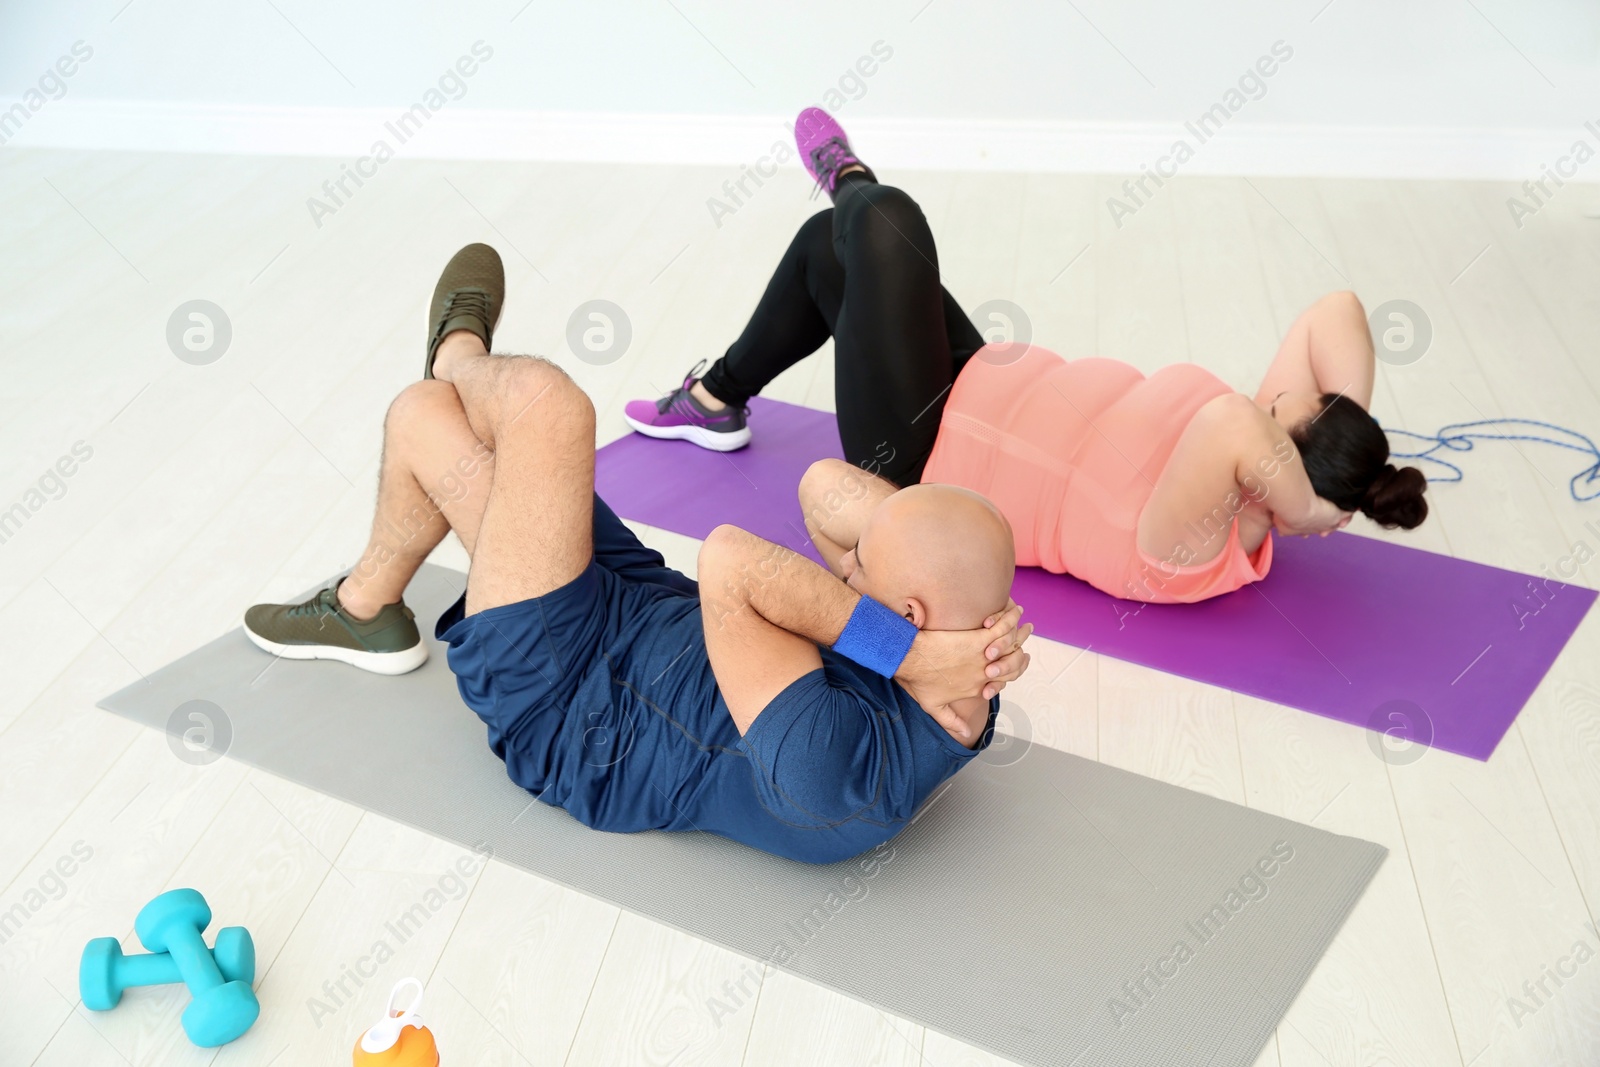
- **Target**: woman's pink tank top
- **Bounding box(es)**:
[923,345,1272,603]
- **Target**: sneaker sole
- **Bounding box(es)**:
[243,624,429,676]
[624,413,751,452]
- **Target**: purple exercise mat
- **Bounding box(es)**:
[596,398,1596,760]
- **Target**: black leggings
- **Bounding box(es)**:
[698,175,983,485]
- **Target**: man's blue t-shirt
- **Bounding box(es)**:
[437,497,996,865]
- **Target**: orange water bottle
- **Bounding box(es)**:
[353,978,439,1067]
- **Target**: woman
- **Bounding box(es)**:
[626,109,1428,603]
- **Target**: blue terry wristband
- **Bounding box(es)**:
[831,595,918,678]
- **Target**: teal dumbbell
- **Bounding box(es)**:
[81,926,255,1011]
[134,889,261,1047]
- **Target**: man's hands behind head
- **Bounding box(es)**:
[894,599,1033,742]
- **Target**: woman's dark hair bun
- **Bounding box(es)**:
[1361,463,1428,529]
[1293,394,1430,530]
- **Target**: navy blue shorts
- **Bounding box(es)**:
[434,494,720,828]
[434,492,988,861]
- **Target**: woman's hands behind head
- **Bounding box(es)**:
[1273,494,1352,538]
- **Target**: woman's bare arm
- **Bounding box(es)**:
[1137,394,1343,567]
[1254,291,1376,411]
[797,458,900,576]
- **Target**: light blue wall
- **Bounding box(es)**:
[1,0,1597,132]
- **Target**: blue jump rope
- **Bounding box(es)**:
[1385,418,1600,502]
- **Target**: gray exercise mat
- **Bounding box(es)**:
[102,564,1386,1067]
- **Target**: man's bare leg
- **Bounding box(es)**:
[242,372,497,672]
[337,379,496,619]
[430,331,597,615]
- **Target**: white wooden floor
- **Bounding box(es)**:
[1,149,1598,1067]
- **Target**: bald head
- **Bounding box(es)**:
[846,483,1015,630]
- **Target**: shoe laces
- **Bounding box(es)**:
[656,360,748,420]
[808,137,856,199]
[287,587,340,619]
[656,360,709,414]
[436,288,492,336]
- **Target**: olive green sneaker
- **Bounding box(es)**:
[425,243,505,379]
[243,584,427,675]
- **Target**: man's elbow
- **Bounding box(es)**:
[699,524,742,568]
[699,525,769,635]
[698,524,748,592]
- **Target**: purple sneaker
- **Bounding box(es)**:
[794,107,876,200]
[624,363,751,452]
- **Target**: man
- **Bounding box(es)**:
[243,244,1032,864]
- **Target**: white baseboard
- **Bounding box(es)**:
[4,98,1588,181]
